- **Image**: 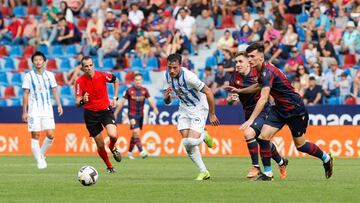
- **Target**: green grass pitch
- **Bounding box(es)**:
[0,156,359,203]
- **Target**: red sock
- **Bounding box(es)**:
[109,136,117,150]
[97,148,112,168]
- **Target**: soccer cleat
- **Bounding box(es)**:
[255,173,273,181]
[107,167,116,173]
[279,158,289,180]
[128,152,135,160]
[323,154,334,179]
[195,171,211,180]
[140,150,148,159]
[37,155,47,170]
[203,131,216,149]
[110,148,122,162]
[246,166,261,179]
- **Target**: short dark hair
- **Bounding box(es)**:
[246,42,265,54]
[134,73,143,78]
[81,56,93,67]
[121,10,128,16]
[31,51,46,62]
[167,53,182,64]
[58,17,66,22]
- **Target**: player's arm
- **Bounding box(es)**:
[202,85,220,126]
[52,87,63,116]
[22,89,30,122]
[313,92,322,105]
[148,98,159,115]
[75,80,87,108]
[114,98,126,119]
[164,87,172,104]
[241,87,270,129]
[224,83,261,94]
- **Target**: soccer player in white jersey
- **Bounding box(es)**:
[22,51,63,169]
[163,53,220,180]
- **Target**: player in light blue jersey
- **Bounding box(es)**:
[163,53,220,180]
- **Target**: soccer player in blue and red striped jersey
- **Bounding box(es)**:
[241,42,333,181]
[224,52,288,180]
[114,73,159,159]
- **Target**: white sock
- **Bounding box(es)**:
[40,137,54,155]
[185,131,206,146]
[31,139,41,161]
[278,159,284,166]
[183,139,207,173]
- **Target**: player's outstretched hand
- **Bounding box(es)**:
[241,119,254,130]
[154,108,159,115]
[209,114,220,126]
[83,92,89,103]
[58,106,63,116]
[223,85,238,93]
[22,113,28,122]
[164,87,172,97]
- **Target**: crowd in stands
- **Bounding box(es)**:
[0,0,359,106]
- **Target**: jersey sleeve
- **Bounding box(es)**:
[22,73,31,90]
[144,88,150,98]
[261,69,274,88]
[103,72,114,83]
[48,72,58,88]
[75,79,83,96]
[123,89,129,99]
[186,70,205,91]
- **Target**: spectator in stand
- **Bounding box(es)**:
[341,21,360,54]
[47,0,59,25]
[68,54,84,85]
[281,24,298,55]
[284,47,304,81]
[239,11,255,28]
[194,9,214,50]
[309,63,324,86]
[203,66,215,87]
[86,13,104,36]
[181,49,194,71]
[56,18,81,45]
[152,24,172,57]
[0,15,22,44]
[135,31,152,68]
[129,3,144,27]
[265,35,287,68]
[166,29,184,55]
[97,2,109,22]
[98,30,120,67]
[294,64,309,96]
[13,15,38,46]
[217,29,234,50]
[172,0,186,18]
[174,8,197,54]
[190,0,208,18]
[234,24,254,46]
[272,8,287,33]
[305,42,318,66]
[212,63,229,99]
[36,13,52,46]
[305,7,330,41]
[323,62,343,98]
[335,8,349,32]
[104,9,117,32]
[263,21,281,42]
[353,71,360,104]
[84,28,102,56]
[326,20,342,54]
[252,20,263,42]
[222,48,235,75]
[60,1,74,23]
[163,10,175,33]
[303,76,323,105]
[83,0,102,17]
[337,72,352,104]
[317,32,337,73]
[117,11,135,39]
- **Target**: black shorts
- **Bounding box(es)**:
[264,106,309,137]
[250,107,270,137]
[129,115,143,130]
[84,107,116,137]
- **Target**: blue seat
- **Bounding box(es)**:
[11,73,22,86]
[198,69,205,80]
[140,70,151,84]
[9,46,22,57]
[65,45,77,57]
[296,13,309,24]
[16,86,23,97]
[145,57,159,70]
[112,71,122,83]
[296,26,306,42]
[131,58,143,70]
[61,98,75,106]
[0,100,7,106]
[92,58,100,69]
[58,59,72,72]
[205,56,217,68]
[0,72,9,86]
[52,45,64,57]
[37,45,49,56]
[10,97,22,106]
[328,96,340,105]
[13,6,26,18]
[3,58,16,72]
[107,83,114,98]
[103,58,114,70]
[60,85,72,99]
[119,85,128,96]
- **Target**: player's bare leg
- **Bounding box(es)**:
[93,133,115,173]
[41,129,55,157]
[181,129,210,180]
[105,124,122,162]
[293,135,333,179]
[31,132,47,169]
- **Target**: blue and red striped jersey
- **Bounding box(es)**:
[124,86,150,116]
[230,68,270,120]
[258,62,306,117]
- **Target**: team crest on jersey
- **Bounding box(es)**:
[193,117,201,125]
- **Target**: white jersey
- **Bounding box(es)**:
[22,70,57,117]
[163,68,208,111]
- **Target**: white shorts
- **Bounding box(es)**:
[28,116,55,132]
[177,107,208,133]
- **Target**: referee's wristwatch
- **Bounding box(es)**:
[113,96,119,101]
